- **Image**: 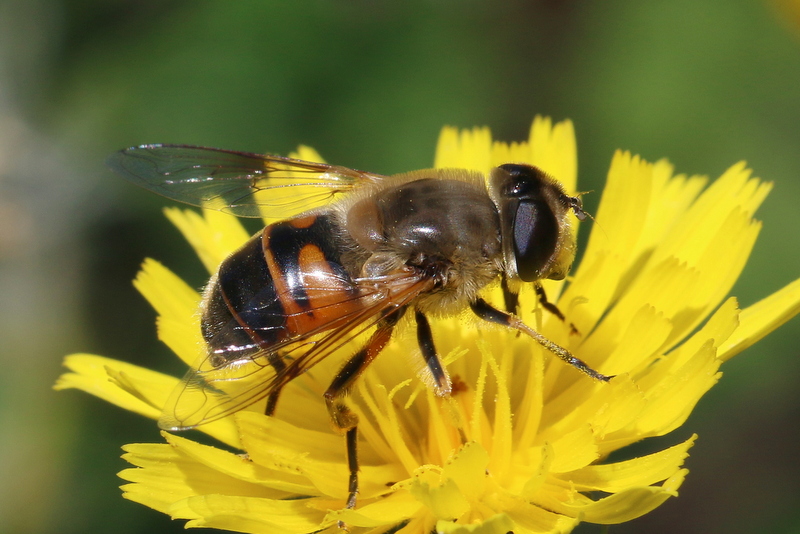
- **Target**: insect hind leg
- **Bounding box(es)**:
[262,351,287,416]
[265,388,282,417]
[323,306,405,515]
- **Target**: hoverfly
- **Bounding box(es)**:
[108,144,610,512]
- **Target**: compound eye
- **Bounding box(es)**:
[513,199,558,282]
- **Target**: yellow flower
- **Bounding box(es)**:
[56,117,800,534]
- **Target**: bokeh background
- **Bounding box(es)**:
[2,1,799,533]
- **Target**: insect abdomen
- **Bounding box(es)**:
[201,213,362,366]
[201,230,286,365]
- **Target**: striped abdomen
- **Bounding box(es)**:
[201,213,362,367]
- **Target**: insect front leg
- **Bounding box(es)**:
[500,275,520,314]
[323,307,405,515]
[470,298,611,382]
[534,282,579,335]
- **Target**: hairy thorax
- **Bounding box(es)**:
[337,169,504,315]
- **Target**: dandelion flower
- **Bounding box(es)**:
[57,117,800,533]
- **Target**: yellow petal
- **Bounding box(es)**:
[719,277,800,361]
[57,354,241,446]
[565,434,695,491]
[506,500,579,534]
[442,441,490,501]
[409,466,470,521]
[548,424,599,473]
[577,151,654,286]
[237,411,405,500]
[327,492,421,528]
[55,354,172,420]
[120,441,284,514]
[518,443,553,500]
[288,144,326,163]
[552,469,687,524]
[579,257,698,370]
[658,297,740,373]
[358,379,420,473]
[601,304,673,376]
[528,116,577,192]
[434,125,493,173]
[490,140,532,172]
[164,207,250,274]
[634,162,707,255]
[237,411,342,461]
[435,513,515,534]
[173,494,324,533]
[648,162,770,270]
[468,347,492,451]
[427,387,465,467]
[160,432,307,493]
[680,209,760,321]
[588,375,647,438]
[634,340,721,437]
[511,339,545,453]
[132,258,203,366]
[484,352,512,474]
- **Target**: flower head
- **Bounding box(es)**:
[57,117,800,533]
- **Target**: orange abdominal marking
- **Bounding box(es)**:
[263,219,366,341]
[289,215,317,229]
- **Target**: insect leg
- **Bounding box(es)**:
[265,389,282,417]
[500,275,520,314]
[264,352,287,416]
[416,309,469,444]
[344,427,358,514]
[534,282,579,335]
[415,309,452,396]
[324,306,406,512]
[470,298,611,382]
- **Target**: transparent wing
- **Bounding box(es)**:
[107,144,387,219]
[158,269,433,430]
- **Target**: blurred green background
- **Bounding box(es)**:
[2,1,799,533]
